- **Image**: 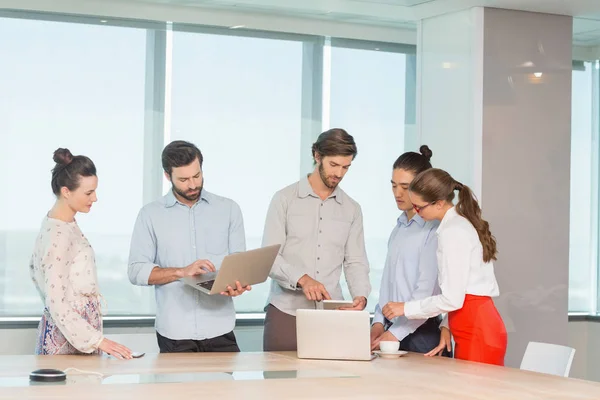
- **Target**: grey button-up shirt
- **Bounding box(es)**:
[262,176,371,316]
[128,190,245,340]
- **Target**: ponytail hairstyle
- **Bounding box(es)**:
[409,168,497,262]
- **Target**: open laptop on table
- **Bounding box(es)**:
[296,309,375,361]
[181,244,280,295]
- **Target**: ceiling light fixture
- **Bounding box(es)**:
[230,25,245,29]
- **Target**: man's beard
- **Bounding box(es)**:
[319,163,341,189]
[172,181,203,202]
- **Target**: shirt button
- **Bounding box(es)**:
[319,230,322,233]
[316,271,320,274]
[317,257,320,260]
[318,244,321,247]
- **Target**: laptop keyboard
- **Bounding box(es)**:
[196,280,215,291]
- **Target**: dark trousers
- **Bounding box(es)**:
[263,304,298,351]
[156,331,240,353]
[398,316,452,357]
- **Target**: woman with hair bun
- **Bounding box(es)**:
[382,168,507,366]
[371,146,450,357]
[29,148,133,359]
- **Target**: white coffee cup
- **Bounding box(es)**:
[379,341,400,353]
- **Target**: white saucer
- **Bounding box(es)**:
[373,350,408,359]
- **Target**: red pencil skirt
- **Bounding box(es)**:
[448,295,507,366]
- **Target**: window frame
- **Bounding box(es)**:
[11,10,599,326]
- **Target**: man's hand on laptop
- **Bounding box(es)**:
[177,259,216,277]
[339,296,367,311]
[297,275,331,301]
[220,281,252,297]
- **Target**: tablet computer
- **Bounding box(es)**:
[322,300,354,310]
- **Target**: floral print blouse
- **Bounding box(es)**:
[30,216,104,353]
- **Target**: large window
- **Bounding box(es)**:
[569,61,599,313]
[169,29,303,312]
[0,16,151,316]
[0,13,416,317]
[8,12,595,320]
[327,44,409,310]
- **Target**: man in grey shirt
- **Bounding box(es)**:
[262,128,371,351]
[128,140,250,353]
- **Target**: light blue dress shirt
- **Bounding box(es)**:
[373,213,440,341]
[128,189,245,341]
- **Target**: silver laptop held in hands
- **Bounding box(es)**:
[181,244,280,295]
[296,309,375,361]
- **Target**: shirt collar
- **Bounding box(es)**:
[437,206,458,233]
[164,189,211,208]
[397,212,425,227]
[298,175,343,205]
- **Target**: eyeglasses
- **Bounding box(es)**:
[413,201,435,213]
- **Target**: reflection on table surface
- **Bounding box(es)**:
[0,369,358,388]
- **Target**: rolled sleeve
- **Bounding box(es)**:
[372,304,385,326]
[388,318,427,342]
[128,209,158,286]
[403,300,424,319]
[440,314,449,329]
[263,192,304,290]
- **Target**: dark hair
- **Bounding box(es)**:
[162,140,203,176]
[409,168,498,262]
[392,145,433,175]
[51,148,97,196]
[312,128,357,164]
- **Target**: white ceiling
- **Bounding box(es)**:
[124,0,600,45]
[574,18,600,46]
[4,0,600,47]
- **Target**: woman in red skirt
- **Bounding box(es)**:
[382,168,507,366]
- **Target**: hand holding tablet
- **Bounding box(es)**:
[322,300,355,310]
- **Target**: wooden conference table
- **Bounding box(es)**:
[0,351,598,399]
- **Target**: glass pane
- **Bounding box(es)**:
[0,17,151,316]
[329,46,407,311]
[569,62,594,313]
[169,31,303,312]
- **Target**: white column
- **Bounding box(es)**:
[404,54,418,151]
[417,7,573,367]
[300,38,325,176]
[143,29,168,204]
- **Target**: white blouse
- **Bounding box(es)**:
[30,216,103,353]
[404,207,500,321]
